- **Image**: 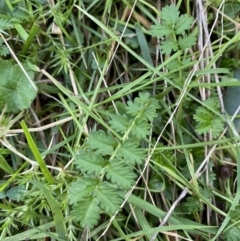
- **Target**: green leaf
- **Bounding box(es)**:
[75,150,106,175]
[178,33,196,50]
[0,60,37,113]
[149,174,165,192]
[132,119,150,139]
[160,4,180,25]
[193,97,224,138]
[126,92,159,121]
[175,14,194,34]
[230,205,240,219]
[159,38,178,55]
[182,197,203,213]
[109,114,130,134]
[71,197,100,229]
[118,140,145,165]
[87,130,117,156]
[105,160,136,189]
[94,182,122,214]
[68,178,99,205]
[150,23,173,38]
[223,226,240,241]
[6,185,25,201]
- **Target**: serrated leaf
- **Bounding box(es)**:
[109,114,130,134]
[230,205,240,220]
[118,140,145,165]
[87,130,117,156]
[182,197,203,213]
[178,33,196,50]
[105,160,136,189]
[0,44,9,56]
[175,14,193,34]
[68,178,99,205]
[193,97,224,138]
[150,23,173,38]
[75,150,106,175]
[0,60,37,113]
[199,187,213,202]
[223,226,240,241]
[0,19,12,33]
[159,38,178,55]
[94,182,122,214]
[132,119,150,139]
[160,4,180,25]
[126,92,159,121]
[71,197,100,229]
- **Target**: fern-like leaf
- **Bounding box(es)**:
[75,150,106,175]
[0,19,12,33]
[105,160,136,189]
[94,182,122,214]
[87,130,117,155]
[132,119,150,139]
[68,178,99,205]
[109,114,130,134]
[71,197,100,229]
[118,140,145,165]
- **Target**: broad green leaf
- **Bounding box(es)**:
[0,60,37,113]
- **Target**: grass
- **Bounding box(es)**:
[0,0,240,240]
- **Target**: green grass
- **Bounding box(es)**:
[0,0,240,240]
